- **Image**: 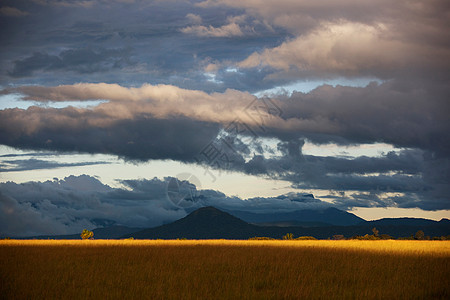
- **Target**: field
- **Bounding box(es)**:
[1,240,449,299]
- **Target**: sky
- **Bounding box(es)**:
[0,0,449,236]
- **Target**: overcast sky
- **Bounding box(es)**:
[0,0,449,236]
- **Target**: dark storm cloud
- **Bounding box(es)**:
[0,175,332,236]
[0,0,286,92]
[272,80,450,157]
[9,48,134,77]
[1,1,449,91]
[0,79,448,211]
[0,108,221,162]
[224,146,449,211]
[0,0,449,213]
[0,175,184,236]
[331,191,449,212]
[0,0,284,91]
[3,79,446,157]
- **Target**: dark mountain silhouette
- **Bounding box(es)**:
[123,207,450,240]
[365,217,446,226]
[124,207,450,239]
[224,207,365,226]
[254,221,332,227]
[125,206,260,239]
[11,208,450,240]
[89,225,145,239]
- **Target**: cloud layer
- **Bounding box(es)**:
[2,79,448,156]
[0,175,332,236]
[2,0,449,91]
[0,78,448,211]
[0,0,449,218]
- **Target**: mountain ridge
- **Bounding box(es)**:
[8,207,449,240]
[224,207,365,226]
[123,206,450,240]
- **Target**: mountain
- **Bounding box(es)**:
[11,208,450,240]
[253,221,332,227]
[123,207,450,240]
[365,217,444,226]
[125,206,260,239]
[224,207,365,226]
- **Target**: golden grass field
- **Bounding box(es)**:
[1,240,449,299]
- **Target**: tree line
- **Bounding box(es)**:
[249,228,450,241]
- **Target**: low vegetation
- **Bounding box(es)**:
[270,228,450,241]
[80,229,94,240]
[1,239,449,299]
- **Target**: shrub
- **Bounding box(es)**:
[432,236,450,240]
[248,237,276,240]
[414,230,425,240]
[351,234,380,240]
[296,236,317,240]
[282,233,294,240]
[81,229,94,240]
[379,234,392,240]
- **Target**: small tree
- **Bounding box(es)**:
[81,229,94,240]
[414,230,425,240]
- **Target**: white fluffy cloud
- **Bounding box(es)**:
[237,22,441,77]
[1,83,257,131]
[199,0,450,79]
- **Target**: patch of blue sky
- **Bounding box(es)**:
[0,94,106,110]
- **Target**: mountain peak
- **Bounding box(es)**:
[180,206,249,227]
[128,206,256,239]
[191,206,225,215]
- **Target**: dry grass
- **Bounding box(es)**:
[1,240,449,299]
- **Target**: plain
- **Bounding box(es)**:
[1,240,449,299]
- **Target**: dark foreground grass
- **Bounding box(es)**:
[1,240,449,299]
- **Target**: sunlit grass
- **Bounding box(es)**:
[1,240,449,299]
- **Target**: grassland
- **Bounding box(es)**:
[1,240,449,299]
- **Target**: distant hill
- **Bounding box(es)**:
[224,207,365,226]
[254,221,332,227]
[365,218,448,226]
[11,208,450,240]
[123,207,450,240]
